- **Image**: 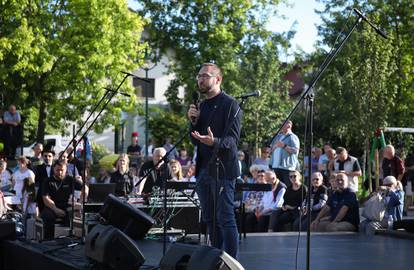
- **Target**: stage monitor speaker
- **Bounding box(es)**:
[85,224,145,270]
[159,243,197,270]
[394,219,414,233]
[100,194,155,240]
[160,243,244,270]
[187,245,244,270]
[0,221,16,241]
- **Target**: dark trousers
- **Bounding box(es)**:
[40,207,70,240]
[273,168,292,186]
[269,209,299,232]
[292,211,319,231]
[196,169,239,259]
[257,215,271,232]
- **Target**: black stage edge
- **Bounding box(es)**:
[1,232,413,270]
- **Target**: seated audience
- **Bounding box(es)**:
[360,176,404,235]
[89,167,111,184]
[255,170,286,232]
[169,159,184,181]
[34,147,55,211]
[138,147,171,195]
[243,169,266,232]
[0,160,12,191]
[252,146,271,167]
[41,161,87,240]
[311,172,359,232]
[12,156,35,206]
[110,154,135,197]
[269,170,307,232]
[29,142,44,168]
[293,172,328,231]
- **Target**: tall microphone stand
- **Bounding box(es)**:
[59,72,140,242]
[266,10,385,270]
[134,125,190,255]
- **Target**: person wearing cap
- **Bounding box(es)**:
[127,132,142,169]
[311,172,359,232]
[359,175,404,235]
[34,147,55,211]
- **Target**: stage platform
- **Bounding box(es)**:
[0,232,412,270]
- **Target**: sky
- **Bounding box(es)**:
[128,0,324,56]
[268,0,324,55]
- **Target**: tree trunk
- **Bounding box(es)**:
[36,99,47,143]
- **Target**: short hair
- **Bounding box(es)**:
[153,147,167,156]
[312,171,323,179]
[200,63,222,77]
[52,160,67,169]
[384,144,395,155]
[336,147,347,155]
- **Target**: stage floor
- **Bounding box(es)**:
[1,232,412,270]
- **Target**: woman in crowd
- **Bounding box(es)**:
[176,148,192,168]
[293,171,328,231]
[110,154,135,196]
[0,159,12,191]
[243,169,267,232]
[169,159,184,181]
[360,175,404,235]
[269,170,307,232]
[12,156,35,206]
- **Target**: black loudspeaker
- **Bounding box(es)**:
[187,245,244,270]
[160,244,244,270]
[0,221,16,240]
[85,224,145,270]
[394,219,414,233]
[100,194,155,240]
[159,243,197,270]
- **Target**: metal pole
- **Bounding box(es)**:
[145,69,149,157]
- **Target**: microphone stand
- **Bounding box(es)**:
[134,125,190,255]
[59,72,141,242]
[206,96,246,248]
[265,10,384,270]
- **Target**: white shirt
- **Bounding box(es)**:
[12,169,35,201]
[0,170,12,189]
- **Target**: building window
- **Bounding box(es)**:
[133,77,155,98]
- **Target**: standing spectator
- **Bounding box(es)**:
[304,147,322,178]
[382,144,405,182]
[176,148,192,169]
[318,143,332,172]
[403,151,414,216]
[252,146,271,167]
[163,137,178,161]
[293,171,328,231]
[270,120,300,186]
[12,156,35,205]
[22,177,37,218]
[269,170,307,232]
[311,172,360,232]
[0,160,12,191]
[237,150,249,180]
[34,147,55,211]
[127,132,142,168]
[29,143,44,168]
[3,104,21,157]
[241,142,252,168]
[333,147,362,193]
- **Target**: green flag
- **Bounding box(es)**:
[370,129,386,161]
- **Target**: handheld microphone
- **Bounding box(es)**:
[191,91,200,123]
[236,90,261,99]
[353,8,388,39]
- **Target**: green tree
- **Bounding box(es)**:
[0,0,146,142]
[136,0,294,154]
[309,0,413,153]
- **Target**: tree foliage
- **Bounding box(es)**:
[309,0,414,154]
[0,0,146,142]
[136,0,294,154]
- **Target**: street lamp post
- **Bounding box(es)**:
[142,49,157,158]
